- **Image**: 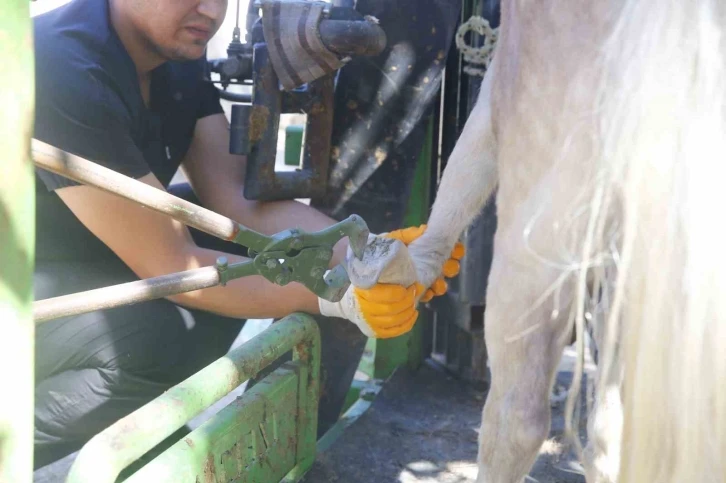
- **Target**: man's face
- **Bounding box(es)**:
[126,0,228,61]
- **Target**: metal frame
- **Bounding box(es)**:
[67,314,321,483]
[239,44,336,201]
[217,4,387,202]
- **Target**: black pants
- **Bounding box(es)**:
[33,184,366,468]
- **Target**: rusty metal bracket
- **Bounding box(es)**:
[236,43,336,201]
[215,2,387,201]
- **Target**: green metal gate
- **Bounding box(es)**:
[68,314,320,483]
[0,1,36,482]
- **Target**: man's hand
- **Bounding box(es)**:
[384,225,465,302]
[319,225,465,339]
[319,236,422,338]
[318,281,422,338]
[322,226,466,339]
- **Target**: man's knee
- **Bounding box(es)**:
[34,366,171,468]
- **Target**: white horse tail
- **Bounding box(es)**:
[593,0,726,481]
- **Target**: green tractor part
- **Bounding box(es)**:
[365,117,435,380]
[67,314,320,483]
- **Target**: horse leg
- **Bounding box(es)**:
[475,243,574,483]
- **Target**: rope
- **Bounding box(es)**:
[455,16,499,77]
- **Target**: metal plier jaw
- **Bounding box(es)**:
[216,215,370,302]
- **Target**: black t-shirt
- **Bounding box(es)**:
[34,0,223,262]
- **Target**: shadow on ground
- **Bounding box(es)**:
[303,363,587,483]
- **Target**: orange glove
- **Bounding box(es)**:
[384,224,465,302]
[351,283,421,338]
[320,236,423,339]
[319,282,420,338]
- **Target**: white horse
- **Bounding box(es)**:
[407,0,726,481]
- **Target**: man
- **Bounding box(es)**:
[31,0,459,469]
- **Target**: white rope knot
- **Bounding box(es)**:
[455,16,499,77]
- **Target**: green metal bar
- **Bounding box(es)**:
[0,1,35,481]
[123,365,301,482]
[284,311,321,481]
[403,116,435,371]
[66,313,321,483]
[316,378,383,454]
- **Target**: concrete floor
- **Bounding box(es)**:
[303,352,591,483]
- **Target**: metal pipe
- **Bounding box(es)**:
[318,19,387,58]
[33,259,259,323]
[31,139,271,251]
[35,267,212,324]
[66,314,321,483]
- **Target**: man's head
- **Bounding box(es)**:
[111,0,227,66]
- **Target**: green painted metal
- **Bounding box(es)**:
[0,1,35,481]
[340,379,365,415]
[368,116,434,379]
[66,313,320,483]
[400,115,435,374]
[284,125,305,166]
[356,339,377,380]
[125,365,300,482]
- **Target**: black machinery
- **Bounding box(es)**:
[206,0,386,201]
[425,0,501,389]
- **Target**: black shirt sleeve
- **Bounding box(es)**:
[195,78,225,120]
[34,63,151,191]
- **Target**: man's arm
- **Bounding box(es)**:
[180,114,348,266]
[56,173,321,319]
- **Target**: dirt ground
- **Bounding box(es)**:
[303,362,588,483]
